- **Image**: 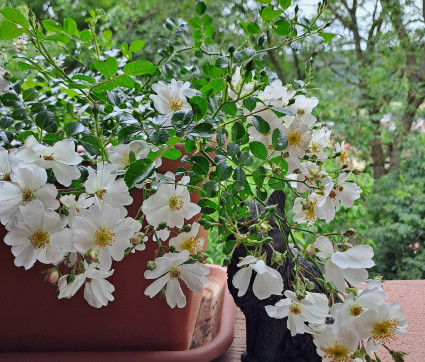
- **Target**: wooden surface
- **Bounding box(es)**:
[214,280,425,362]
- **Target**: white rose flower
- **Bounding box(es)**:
[4,200,73,269]
[284,95,319,127]
[282,120,312,160]
[335,141,349,167]
[0,67,9,91]
[58,262,115,308]
[247,105,285,153]
[308,127,331,160]
[265,290,329,336]
[144,250,210,308]
[330,283,387,326]
[313,325,359,362]
[354,302,408,353]
[232,255,283,300]
[141,171,201,229]
[72,202,141,271]
[150,79,196,127]
[168,222,205,254]
[108,140,151,170]
[84,163,132,216]
[293,192,322,226]
[258,79,295,107]
[0,147,22,180]
[314,236,375,292]
[0,165,59,225]
[17,136,83,186]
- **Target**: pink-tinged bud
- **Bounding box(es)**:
[86,249,97,261]
[131,232,143,245]
[414,242,420,248]
[306,244,315,256]
[258,222,271,234]
[408,244,412,248]
[47,269,59,284]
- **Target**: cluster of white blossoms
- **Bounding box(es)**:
[0,132,209,309]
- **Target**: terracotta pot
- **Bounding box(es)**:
[0,146,208,353]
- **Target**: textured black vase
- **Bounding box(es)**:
[227,190,323,362]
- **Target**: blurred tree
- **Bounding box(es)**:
[318,0,425,179]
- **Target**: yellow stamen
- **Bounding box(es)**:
[22,189,35,202]
[289,303,302,315]
[29,229,50,249]
[323,343,351,362]
[181,236,202,254]
[94,227,116,248]
[169,195,184,211]
[96,189,107,200]
[169,266,181,279]
[169,97,184,112]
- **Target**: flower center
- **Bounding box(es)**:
[324,343,351,362]
[181,236,201,254]
[29,229,50,249]
[329,189,338,199]
[22,189,35,202]
[287,129,304,148]
[297,108,305,117]
[169,97,184,112]
[169,195,184,211]
[289,303,302,315]
[43,154,54,161]
[311,141,322,154]
[1,172,11,181]
[169,266,181,279]
[339,151,348,165]
[94,227,116,248]
[371,319,397,344]
[348,304,364,316]
[122,153,130,166]
[96,189,108,200]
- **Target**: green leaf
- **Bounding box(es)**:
[252,115,270,135]
[197,199,217,214]
[42,19,62,33]
[231,121,245,141]
[272,129,288,151]
[257,0,271,3]
[279,0,291,9]
[129,40,145,52]
[233,166,246,181]
[80,29,92,42]
[72,75,95,84]
[318,33,336,43]
[261,7,282,21]
[250,141,268,160]
[163,148,182,160]
[113,75,135,89]
[203,180,219,197]
[91,81,115,93]
[0,8,29,29]
[94,57,118,79]
[118,125,142,143]
[246,22,260,34]
[223,239,236,255]
[189,17,202,29]
[189,96,208,122]
[64,18,77,35]
[22,89,39,102]
[191,156,210,175]
[172,111,194,131]
[216,162,233,181]
[123,60,157,76]
[189,123,215,138]
[243,97,256,112]
[202,14,213,26]
[44,34,70,44]
[222,103,237,117]
[272,19,290,36]
[124,159,155,188]
[35,111,56,131]
[271,107,295,117]
[195,2,207,16]
[252,167,266,188]
[65,121,85,136]
[80,135,101,155]
[0,20,24,40]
